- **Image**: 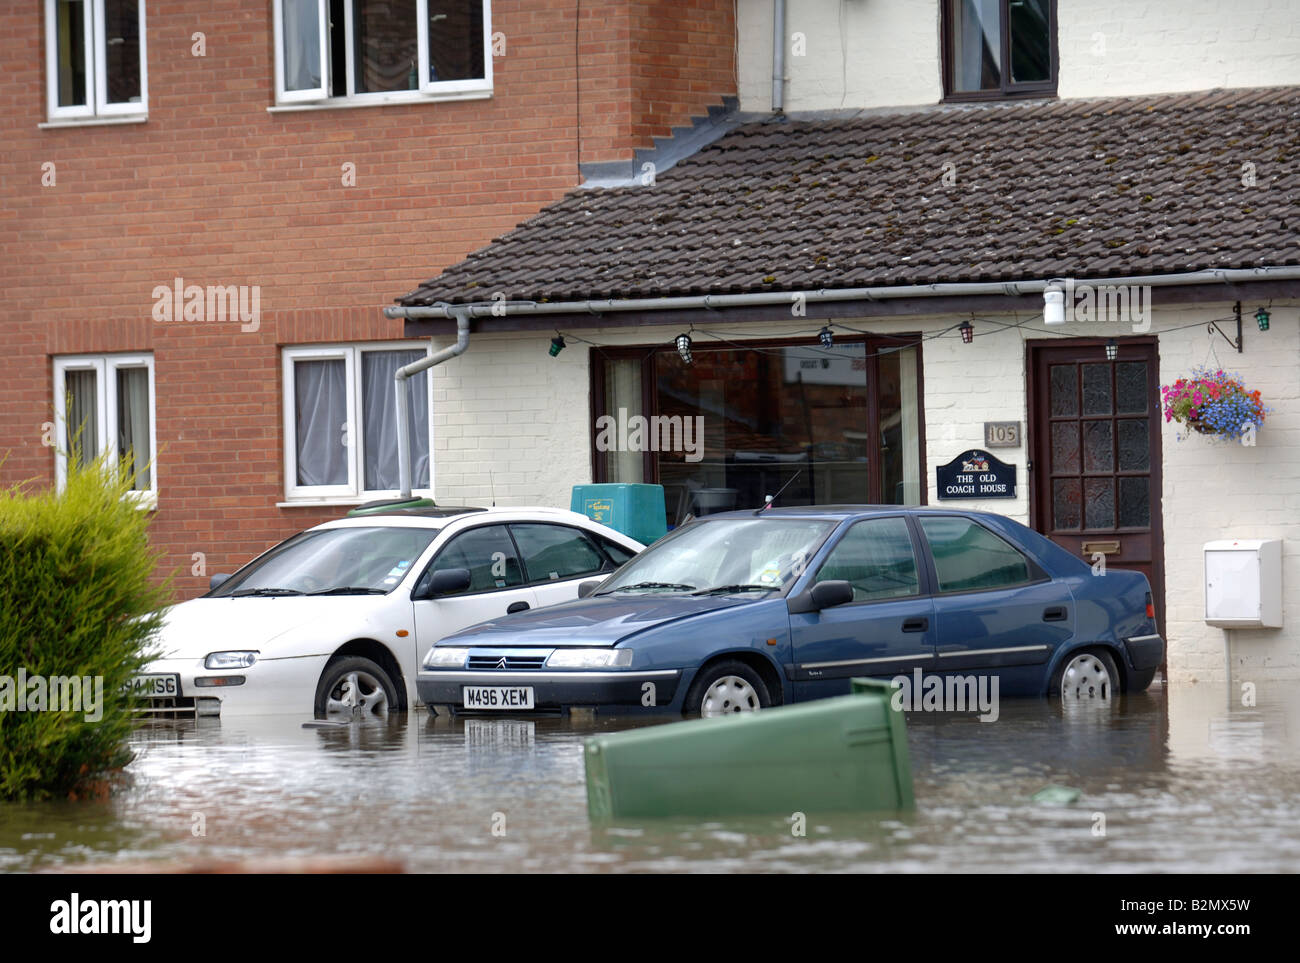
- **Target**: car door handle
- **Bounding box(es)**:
[1043,606,1068,622]
[506,601,530,615]
[902,617,929,632]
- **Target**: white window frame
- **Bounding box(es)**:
[271,0,492,109]
[44,0,149,123]
[52,353,157,508]
[282,343,435,504]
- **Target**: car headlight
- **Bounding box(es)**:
[424,646,471,669]
[204,651,258,670]
[545,648,633,669]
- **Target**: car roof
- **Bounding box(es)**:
[312,506,638,533]
[702,505,1001,522]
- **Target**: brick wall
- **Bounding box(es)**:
[0,0,736,600]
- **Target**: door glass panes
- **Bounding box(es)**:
[427,0,485,82]
[948,0,1002,92]
[1008,0,1050,82]
[1116,361,1148,413]
[282,0,323,92]
[1053,478,1081,530]
[1082,364,1112,415]
[1119,477,1150,527]
[116,366,150,489]
[1083,420,1113,472]
[294,358,348,486]
[813,517,919,602]
[920,516,1031,591]
[510,524,604,582]
[1049,364,1076,416]
[1084,478,1115,529]
[103,0,141,103]
[65,368,98,467]
[1117,419,1149,472]
[1051,422,1079,473]
[428,526,521,593]
[355,0,418,92]
[56,0,88,107]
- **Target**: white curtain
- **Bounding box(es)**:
[295,359,348,486]
[363,351,429,491]
[66,368,98,468]
[282,0,322,91]
[898,346,920,504]
[603,358,643,483]
[116,366,150,489]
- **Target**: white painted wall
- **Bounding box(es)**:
[736,0,1300,113]
[430,303,1299,683]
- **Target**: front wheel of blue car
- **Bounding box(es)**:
[686,661,770,717]
[1051,649,1119,700]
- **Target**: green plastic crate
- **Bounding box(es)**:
[584,679,912,821]
[570,484,667,546]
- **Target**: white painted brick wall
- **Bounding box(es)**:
[736,0,1300,113]
[429,307,1299,681]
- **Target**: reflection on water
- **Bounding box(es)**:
[2,683,1299,872]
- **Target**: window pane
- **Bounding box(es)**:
[426,526,522,593]
[294,358,348,486]
[1116,362,1148,414]
[283,0,323,91]
[1082,363,1112,415]
[354,0,419,92]
[948,0,1001,92]
[1082,420,1113,473]
[1008,0,1050,83]
[116,366,150,489]
[1050,421,1079,473]
[920,516,1031,592]
[1117,419,1149,472]
[1118,477,1150,528]
[814,517,919,602]
[427,0,485,82]
[597,534,637,567]
[103,0,142,103]
[603,358,644,484]
[1084,478,1115,530]
[362,350,428,491]
[511,524,605,582]
[1053,478,1081,530]
[1049,364,1076,416]
[879,346,921,504]
[56,0,88,107]
[65,368,98,468]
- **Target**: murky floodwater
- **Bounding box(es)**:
[3,683,1298,873]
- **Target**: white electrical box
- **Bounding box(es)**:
[1204,539,1283,628]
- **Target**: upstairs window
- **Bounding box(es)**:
[943,0,1056,100]
[274,0,491,106]
[45,0,148,121]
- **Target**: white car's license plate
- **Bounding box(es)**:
[128,673,180,698]
[463,686,534,710]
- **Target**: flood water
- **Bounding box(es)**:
[3,682,1299,873]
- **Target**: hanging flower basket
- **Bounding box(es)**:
[1160,367,1271,442]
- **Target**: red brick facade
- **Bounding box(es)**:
[0,1,735,597]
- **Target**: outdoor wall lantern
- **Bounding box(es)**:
[676,332,694,365]
[549,334,567,357]
[1255,306,1271,331]
[1043,279,1066,325]
[959,320,974,344]
[818,326,834,348]
[1105,338,1119,362]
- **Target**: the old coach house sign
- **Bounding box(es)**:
[936,449,1017,499]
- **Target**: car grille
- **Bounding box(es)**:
[467,654,548,670]
[134,695,197,716]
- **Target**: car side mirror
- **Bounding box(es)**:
[420,567,472,598]
[209,573,232,592]
[577,579,604,599]
[787,579,854,614]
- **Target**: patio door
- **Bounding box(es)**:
[1027,339,1165,631]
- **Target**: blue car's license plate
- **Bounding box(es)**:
[463,686,534,710]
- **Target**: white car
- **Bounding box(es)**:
[136,506,643,718]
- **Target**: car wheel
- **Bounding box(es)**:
[315,656,398,719]
[1051,648,1119,700]
[685,660,770,717]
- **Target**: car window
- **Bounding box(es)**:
[419,525,523,595]
[596,533,637,567]
[813,517,920,602]
[919,516,1032,592]
[509,524,606,582]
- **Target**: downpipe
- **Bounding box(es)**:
[394,309,470,499]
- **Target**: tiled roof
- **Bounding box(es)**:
[397,87,1300,306]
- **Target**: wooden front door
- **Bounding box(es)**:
[1028,339,1165,631]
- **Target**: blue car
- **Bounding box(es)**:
[417,507,1164,717]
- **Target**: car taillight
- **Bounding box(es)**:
[1145,592,1155,620]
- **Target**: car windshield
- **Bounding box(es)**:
[596,517,835,596]
[212,526,440,597]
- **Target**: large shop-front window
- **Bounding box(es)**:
[594,337,923,527]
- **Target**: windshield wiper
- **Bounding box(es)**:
[229,588,305,597]
[306,586,387,596]
[691,584,774,596]
[600,581,697,595]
